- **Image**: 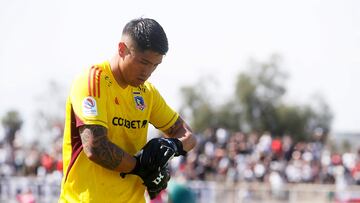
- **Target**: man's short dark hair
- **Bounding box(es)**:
[123,18,168,55]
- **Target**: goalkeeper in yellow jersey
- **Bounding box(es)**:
[59,18,197,203]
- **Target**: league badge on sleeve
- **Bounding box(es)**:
[82,97,98,116]
[133,92,146,111]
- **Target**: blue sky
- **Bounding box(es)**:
[0,0,359,141]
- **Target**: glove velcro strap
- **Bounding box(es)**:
[167,138,187,156]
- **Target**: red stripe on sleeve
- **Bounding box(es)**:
[97,70,103,98]
[92,67,99,97]
[88,66,95,96]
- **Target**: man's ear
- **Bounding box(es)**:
[118,42,128,57]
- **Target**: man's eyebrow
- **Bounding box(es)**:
[140,58,152,64]
[140,57,161,65]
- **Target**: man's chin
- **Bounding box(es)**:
[130,81,145,87]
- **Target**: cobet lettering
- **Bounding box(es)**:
[112,117,148,129]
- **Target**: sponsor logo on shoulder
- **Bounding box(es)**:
[82,96,98,116]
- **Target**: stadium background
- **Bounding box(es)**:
[1,0,360,202]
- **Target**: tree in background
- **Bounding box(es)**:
[1,110,23,147]
[179,55,333,141]
[1,110,23,164]
[179,81,217,132]
[33,80,66,149]
[234,55,287,133]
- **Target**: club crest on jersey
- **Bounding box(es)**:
[82,97,98,116]
[133,93,146,111]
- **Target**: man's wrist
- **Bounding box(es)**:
[166,138,187,156]
[120,156,138,177]
[128,155,138,173]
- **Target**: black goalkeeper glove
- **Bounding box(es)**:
[121,138,186,178]
[120,137,186,197]
[119,138,176,177]
[144,166,170,200]
[120,138,186,199]
[120,158,170,200]
[120,153,171,200]
[157,137,187,157]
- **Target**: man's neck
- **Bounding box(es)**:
[109,55,128,89]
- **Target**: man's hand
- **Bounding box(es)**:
[122,138,186,176]
[120,138,186,199]
[157,137,187,157]
[143,165,170,200]
[120,155,170,199]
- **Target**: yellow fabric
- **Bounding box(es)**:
[59,61,179,203]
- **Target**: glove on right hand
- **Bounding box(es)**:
[120,137,183,177]
[144,165,171,200]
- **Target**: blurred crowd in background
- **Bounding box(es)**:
[170,128,360,187]
[1,127,360,187]
[0,131,63,202]
[0,127,360,188]
[0,127,360,202]
[0,135,63,179]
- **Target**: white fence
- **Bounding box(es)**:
[189,181,360,203]
[0,176,60,203]
[1,177,360,203]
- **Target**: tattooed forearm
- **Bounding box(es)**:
[163,117,196,151]
[164,117,182,136]
[79,125,124,170]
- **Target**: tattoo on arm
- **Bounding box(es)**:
[164,117,183,136]
[79,125,124,170]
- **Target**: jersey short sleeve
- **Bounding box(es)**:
[70,66,108,128]
[148,83,179,132]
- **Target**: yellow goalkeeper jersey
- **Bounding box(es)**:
[59,61,178,203]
